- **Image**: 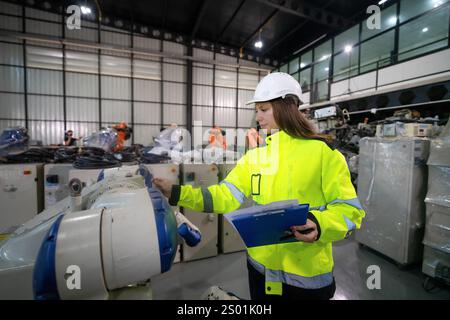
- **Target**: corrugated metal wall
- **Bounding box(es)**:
[0,1,269,147]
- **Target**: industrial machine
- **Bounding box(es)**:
[180,164,219,261]
[67,164,182,263]
[356,137,430,267]
[218,164,249,254]
[44,163,74,209]
[0,163,44,233]
[0,127,29,157]
[422,121,450,285]
[0,165,200,299]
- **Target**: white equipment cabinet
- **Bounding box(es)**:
[43,163,73,209]
[422,121,450,284]
[356,137,430,266]
[218,164,248,254]
[181,164,219,261]
[0,163,44,233]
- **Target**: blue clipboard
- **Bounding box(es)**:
[224,200,310,248]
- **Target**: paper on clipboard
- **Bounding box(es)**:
[224,200,310,248]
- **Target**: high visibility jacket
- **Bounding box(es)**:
[169,130,365,295]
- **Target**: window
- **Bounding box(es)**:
[314,40,332,63]
[361,4,398,41]
[312,79,329,102]
[360,30,395,73]
[398,7,449,61]
[400,0,449,23]
[289,57,300,74]
[299,68,311,92]
[311,40,331,89]
[313,59,330,82]
[333,46,359,81]
[300,50,312,68]
[334,24,359,54]
[280,64,288,73]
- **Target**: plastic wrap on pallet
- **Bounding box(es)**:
[425,165,450,207]
[422,245,450,281]
[82,128,118,152]
[356,137,430,264]
[423,203,450,254]
[358,136,430,205]
[428,120,450,167]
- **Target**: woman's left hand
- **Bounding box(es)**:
[290,219,318,243]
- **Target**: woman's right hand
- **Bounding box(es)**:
[152,178,174,198]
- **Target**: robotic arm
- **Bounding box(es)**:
[0,165,201,300]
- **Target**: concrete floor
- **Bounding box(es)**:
[152,236,450,300]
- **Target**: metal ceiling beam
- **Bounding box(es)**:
[190,0,210,39]
[253,0,352,29]
[240,8,279,49]
[162,0,169,28]
[215,0,247,42]
[262,0,337,55]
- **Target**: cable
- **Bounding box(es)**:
[67,147,121,169]
[0,147,56,163]
[54,147,79,162]
[73,154,121,169]
[113,146,139,163]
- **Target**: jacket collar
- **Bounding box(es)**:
[265,130,290,146]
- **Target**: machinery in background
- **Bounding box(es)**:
[0,127,29,157]
[375,109,440,139]
[180,164,219,261]
[422,120,450,286]
[218,164,251,254]
[0,163,44,233]
[44,163,73,209]
[82,123,132,153]
[356,137,430,267]
[66,164,183,263]
[310,105,375,186]
[0,165,200,299]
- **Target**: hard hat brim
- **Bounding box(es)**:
[246,97,303,105]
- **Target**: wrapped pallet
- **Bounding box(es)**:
[356,136,430,266]
[422,120,450,284]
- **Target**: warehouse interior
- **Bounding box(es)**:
[0,0,449,300]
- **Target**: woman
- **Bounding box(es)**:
[153,72,365,300]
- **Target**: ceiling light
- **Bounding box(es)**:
[325,67,329,71]
[434,1,443,8]
[389,16,397,25]
[344,45,352,53]
[255,29,263,49]
[80,6,91,14]
[378,0,388,5]
[422,27,429,32]
[300,62,306,68]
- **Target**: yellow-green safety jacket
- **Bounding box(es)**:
[169,130,365,295]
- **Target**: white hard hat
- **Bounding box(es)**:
[246,72,302,105]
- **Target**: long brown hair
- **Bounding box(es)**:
[270,96,333,144]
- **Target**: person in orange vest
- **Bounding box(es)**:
[208,126,227,150]
[246,127,264,150]
[112,122,132,152]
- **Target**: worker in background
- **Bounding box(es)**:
[153,72,365,300]
[112,122,132,152]
[245,127,264,150]
[63,130,79,146]
[208,126,227,150]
